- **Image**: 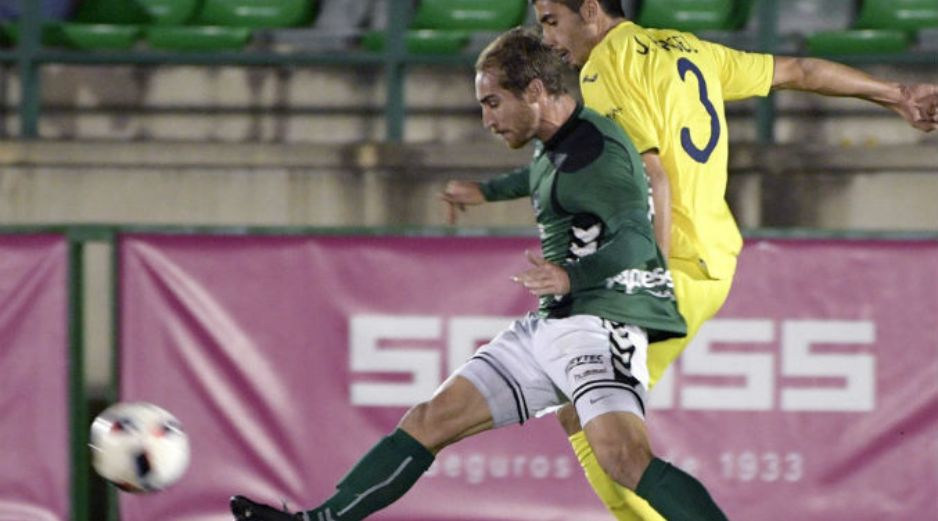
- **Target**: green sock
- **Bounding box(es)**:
[635,457,728,521]
[305,429,435,521]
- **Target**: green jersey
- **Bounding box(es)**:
[480,105,686,342]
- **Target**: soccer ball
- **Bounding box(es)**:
[89,402,190,493]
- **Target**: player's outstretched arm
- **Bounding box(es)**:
[772,56,938,132]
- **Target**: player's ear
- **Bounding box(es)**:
[524,78,545,103]
[581,0,599,22]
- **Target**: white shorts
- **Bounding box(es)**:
[454,313,649,429]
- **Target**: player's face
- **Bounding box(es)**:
[475,70,539,149]
[534,0,595,67]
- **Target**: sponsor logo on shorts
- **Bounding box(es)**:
[589,394,613,405]
[573,368,608,382]
[564,354,605,374]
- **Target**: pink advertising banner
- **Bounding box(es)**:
[118,234,938,521]
[0,235,70,521]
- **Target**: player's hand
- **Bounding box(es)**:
[892,83,938,132]
[230,495,301,520]
[440,181,485,225]
[512,250,570,297]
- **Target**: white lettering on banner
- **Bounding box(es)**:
[649,319,876,412]
[349,315,442,407]
[349,315,876,412]
[423,452,574,485]
[780,320,875,412]
[680,319,775,411]
[719,451,804,483]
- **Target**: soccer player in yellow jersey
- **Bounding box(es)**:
[529,1,938,520]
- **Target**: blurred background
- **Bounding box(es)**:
[0,1,936,520]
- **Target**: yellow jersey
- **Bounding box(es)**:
[580,22,774,279]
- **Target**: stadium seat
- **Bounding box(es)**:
[57,22,141,49]
[804,0,937,55]
[806,29,911,54]
[855,0,938,31]
[145,25,252,50]
[361,29,470,55]
[63,0,199,50]
[637,0,735,31]
[133,0,200,26]
[364,0,526,55]
[194,0,316,28]
[143,0,317,51]
[0,14,141,50]
[411,0,527,31]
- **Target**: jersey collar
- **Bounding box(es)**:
[543,102,584,151]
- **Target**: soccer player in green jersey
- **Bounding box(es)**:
[527,1,938,520]
[231,27,734,521]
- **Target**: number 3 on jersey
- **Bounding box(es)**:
[678,58,720,164]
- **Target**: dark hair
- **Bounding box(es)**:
[475,27,570,98]
[528,0,626,18]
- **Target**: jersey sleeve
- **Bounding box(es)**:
[479,166,530,201]
[702,40,774,101]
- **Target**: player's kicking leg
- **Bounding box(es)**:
[230,375,493,521]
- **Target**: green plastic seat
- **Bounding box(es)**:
[145,25,252,50]
[855,0,938,31]
[412,0,527,31]
[133,0,200,26]
[2,22,141,49]
[806,29,911,55]
[58,23,141,49]
[361,30,470,54]
[638,0,735,31]
[195,0,316,28]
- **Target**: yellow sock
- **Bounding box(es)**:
[569,431,666,521]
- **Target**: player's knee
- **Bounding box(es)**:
[588,423,653,490]
[556,403,583,436]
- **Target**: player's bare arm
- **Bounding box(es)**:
[642,152,671,259]
[772,56,938,132]
[440,180,486,224]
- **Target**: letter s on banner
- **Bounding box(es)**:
[681,319,775,410]
[781,320,875,412]
[349,315,441,407]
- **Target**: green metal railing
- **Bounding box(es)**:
[3,0,937,142]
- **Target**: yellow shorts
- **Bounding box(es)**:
[646,257,734,389]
